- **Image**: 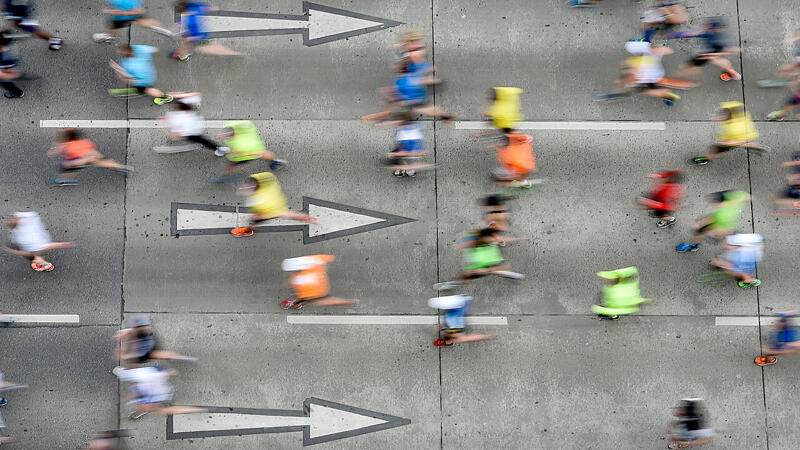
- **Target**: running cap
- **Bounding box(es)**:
[428,295,470,310]
[129,315,151,328]
[725,233,763,246]
[282,256,325,272]
[597,266,638,280]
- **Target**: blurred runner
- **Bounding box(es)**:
[676,190,750,252]
[230,172,317,237]
[155,92,229,156]
[0,30,23,99]
[2,212,72,272]
[279,255,358,309]
[382,113,432,177]
[484,87,522,134]
[765,79,800,121]
[109,44,173,105]
[591,266,651,320]
[48,128,132,185]
[641,1,688,42]
[636,170,685,228]
[758,28,800,87]
[489,131,536,188]
[113,315,196,373]
[666,16,741,82]
[93,0,173,44]
[772,152,800,214]
[213,120,285,183]
[2,0,62,49]
[667,399,714,449]
[709,233,763,288]
[755,311,800,366]
[689,102,762,166]
[117,366,206,419]
[435,227,524,290]
[171,1,239,61]
[87,429,134,450]
[428,295,493,347]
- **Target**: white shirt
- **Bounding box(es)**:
[10,212,51,253]
[165,110,205,137]
[625,41,665,84]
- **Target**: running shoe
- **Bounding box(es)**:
[433,338,453,347]
[393,169,405,177]
[765,110,785,121]
[675,242,699,252]
[656,217,677,228]
[129,410,149,420]
[738,279,761,288]
[51,177,78,186]
[231,227,254,237]
[48,37,63,51]
[154,94,174,105]
[92,32,116,43]
[214,147,230,157]
[0,397,6,407]
[510,179,533,189]
[720,72,741,81]
[494,270,525,280]
[406,169,417,177]
[269,159,286,171]
[31,262,54,272]
[754,355,777,366]
[688,156,709,166]
[598,314,619,320]
[3,91,23,99]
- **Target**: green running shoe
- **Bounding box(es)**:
[154,94,174,105]
[765,110,785,121]
[738,279,761,288]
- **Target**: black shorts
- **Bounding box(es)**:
[787,94,800,106]
[61,163,91,172]
[714,145,736,154]
[635,83,661,91]
[785,187,800,199]
[110,17,141,31]
[134,86,148,94]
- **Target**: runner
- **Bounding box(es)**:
[113,315,196,372]
[47,128,132,185]
[2,212,72,272]
[641,1,688,42]
[92,0,174,44]
[755,311,800,366]
[772,152,800,213]
[688,102,761,166]
[435,227,524,290]
[765,79,800,121]
[636,170,685,228]
[709,233,763,288]
[117,366,206,419]
[617,40,683,105]
[675,190,750,253]
[484,87,523,134]
[667,399,715,449]
[428,295,493,347]
[666,16,742,82]
[0,30,23,99]
[213,120,285,182]
[171,1,239,61]
[383,113,431,178]
[758,28,800,86]
[2,0,62,49]
[109,44,173,105]
[156,92,229,156]
[279,255,359,309]
[591,266,651,320]
[479,194,513,245]
[230,172,317,237]
[489,130,536,188]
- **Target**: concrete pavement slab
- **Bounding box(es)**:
[435,122,757,316]
[432,0,743,122]
[0,326,118,449]
[441,315,766,449]
[123,120,436,314]
[118,313,437,449]
[1,125,125,325]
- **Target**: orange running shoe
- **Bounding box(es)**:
[231,227,254,237]
[31,262,54,272]
[433,338,453,347]
[754,355,777,366]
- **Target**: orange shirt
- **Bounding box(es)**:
[289,255,335,300]
[62,139,97,160]
[497,134,535,174]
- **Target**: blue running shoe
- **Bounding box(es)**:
[676,242,700,252]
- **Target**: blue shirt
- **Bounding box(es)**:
[181,2,211,39]
[120,45,156,87]
[395,122,425,152]
[394,73,426,103]
[108,0,143,21]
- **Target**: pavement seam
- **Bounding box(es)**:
[733,1,770,447]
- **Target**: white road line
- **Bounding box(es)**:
[286,315,507,325]
[41,119,666,131]
[714,316,779,326]
[455,121,666,131]
[0,314,79,324]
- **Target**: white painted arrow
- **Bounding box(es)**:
[171,198,415,243]
[182,2,402,46]
[166,398,410,445]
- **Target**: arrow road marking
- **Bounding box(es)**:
[178,2,402,46]
[166,398,410,445]
[171,199,415,243]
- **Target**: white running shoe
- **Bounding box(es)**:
[92,32,115,43]
[214,146,230,157]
